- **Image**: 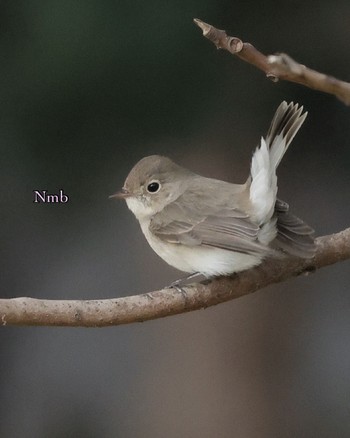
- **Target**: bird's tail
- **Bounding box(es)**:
[249,101,307,225]
[249,101,315,258]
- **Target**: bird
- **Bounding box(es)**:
[111,101,315,284]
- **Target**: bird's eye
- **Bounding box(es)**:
[146,181,161,193]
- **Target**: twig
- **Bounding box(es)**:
[1,228,349,327]
[194,18,350,105]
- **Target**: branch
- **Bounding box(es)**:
[194,18,350,105]
[1,228,349,327]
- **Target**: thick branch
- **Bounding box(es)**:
[194,18,350,105]
[1,228,349,327]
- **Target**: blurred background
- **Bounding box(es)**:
[0,1,349,437]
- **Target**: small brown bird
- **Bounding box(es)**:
[112,102,315,281]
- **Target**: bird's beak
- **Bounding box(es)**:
[109,187,131,200]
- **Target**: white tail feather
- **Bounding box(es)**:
[249,102,307,225]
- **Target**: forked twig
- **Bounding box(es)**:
[194,18,350,105]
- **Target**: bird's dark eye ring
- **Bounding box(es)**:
[147,181,161,193]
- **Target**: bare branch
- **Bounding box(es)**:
[194,18,350,105]
[1,228,349,328]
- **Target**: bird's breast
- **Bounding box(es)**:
[138,219,262,276]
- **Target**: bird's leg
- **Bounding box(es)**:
[167,272,207,297]
[170,272,206,287]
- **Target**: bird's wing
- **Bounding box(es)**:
[274,199,316,258]
[149,192,271,256]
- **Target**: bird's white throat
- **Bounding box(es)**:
[126,196,154,221]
